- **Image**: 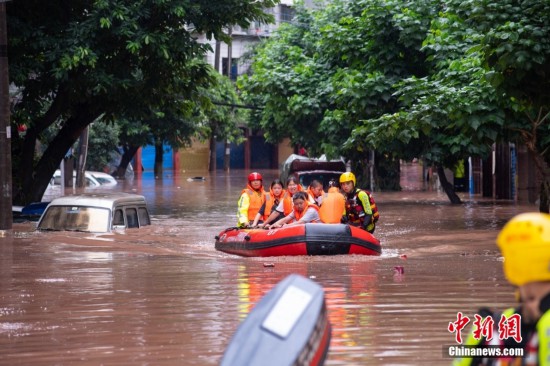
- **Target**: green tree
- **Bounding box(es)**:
[352,0,550,207]
[8,0,276,205]
[239,0,437,189]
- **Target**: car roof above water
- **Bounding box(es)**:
[46,192,147,209]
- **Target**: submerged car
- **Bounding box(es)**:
[37,192,151,233]
[280,154,346,189]
[87,171,118,186]
[50,170,118,188]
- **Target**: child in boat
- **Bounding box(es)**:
[267,191,319,228]
[251,179,285,228]
[306,180,325,206]
[453,212,550,365]
[260,176,303,228]
[237,172,267,228]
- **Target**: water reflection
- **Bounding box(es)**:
[0,166,537,365]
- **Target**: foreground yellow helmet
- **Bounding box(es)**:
[339,172,356,185]
[496,212,550,286]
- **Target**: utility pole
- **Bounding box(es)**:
[224,28,232,172]
[209,40,221,172]
[0,2,12,231]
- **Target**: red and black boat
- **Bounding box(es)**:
[215,223,381,257]
[220,274,331,366]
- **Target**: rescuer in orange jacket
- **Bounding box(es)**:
[237,172,267,228]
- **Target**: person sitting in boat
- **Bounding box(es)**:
[306,180,324,206]
[259,176,303,228]
[340,172,378,234]
[251,179,285,228]
[267,191,320,229]
[318,179,346,224]
[237,172,267,228]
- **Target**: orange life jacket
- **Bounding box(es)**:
[264,189,285,220]
[319,190,346,224]
[294,201,320,222]
[306,187,324,206]
[241,186,267,221]
[282,185,304,216]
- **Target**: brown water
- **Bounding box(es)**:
[0,164,534,365]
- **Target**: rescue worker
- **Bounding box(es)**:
[251,179,285,228]
[267,191,320,228]
[339,172,378,234]
[319,179,346,224]
[237,172,267,228]
[453,212,550,365]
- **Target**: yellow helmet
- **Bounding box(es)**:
[339,172,356,185]
[496,212,550,286]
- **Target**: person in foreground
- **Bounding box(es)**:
[453,212,550,366]
[237,172,266,228]
[267,191,319,228]
[339,172,378,233]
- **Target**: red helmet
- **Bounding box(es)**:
[248,172,262,182]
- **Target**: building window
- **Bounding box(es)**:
[280,5,295,23]
[222,57,239,80]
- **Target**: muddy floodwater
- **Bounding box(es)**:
[0,164,535,365]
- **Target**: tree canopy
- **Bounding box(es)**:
[238,0,550,207]
[8,0,276,204]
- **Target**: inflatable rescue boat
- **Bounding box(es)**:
[215,223,381,257]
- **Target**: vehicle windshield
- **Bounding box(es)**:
[94,177,113,185]
[299,172,343,190]
[38,206,111,232]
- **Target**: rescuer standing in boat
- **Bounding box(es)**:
[237,172,267,228]
[339,172,379,234]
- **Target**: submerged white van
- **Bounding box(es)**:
[37,193,151,233]
[49,170,118,187]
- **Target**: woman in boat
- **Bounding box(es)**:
[267,191,320,228]
[259,176,303,228]
[237,172,267,228]
[251,179,285,228]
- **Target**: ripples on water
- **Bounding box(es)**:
[0,168,536,365]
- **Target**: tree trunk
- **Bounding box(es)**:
[154,140,163,178]
[540,181,550,213]
[209,135,217,172]
[437,165,462,204]
[16,106,100,205]
[75,126,89,188]
[114,144,139,179]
